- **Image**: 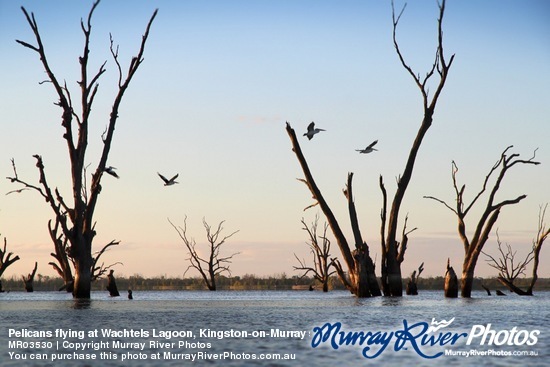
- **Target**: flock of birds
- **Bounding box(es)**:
[304,121,378,154]
[102,121,375,185]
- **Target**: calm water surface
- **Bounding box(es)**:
[1,290,548,366]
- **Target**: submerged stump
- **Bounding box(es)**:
[22,262,38,292]
[106,270,120,297]
[444,259,458,298]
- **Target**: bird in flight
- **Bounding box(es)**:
[303,122,325,140]
[356,140,378,154]
[104,166,119,178]
[158,172,179,186]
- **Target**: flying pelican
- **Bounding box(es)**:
[158,172,179,186]
[303,122,325,140]
[356,140,378,154]
[104,166,119,178]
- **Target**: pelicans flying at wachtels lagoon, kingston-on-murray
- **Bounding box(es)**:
[158,172,179,186]
[303,121,325,140]
[356,140,378,154]
[104,166,119,178]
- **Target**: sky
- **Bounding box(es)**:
[0,0,549,282]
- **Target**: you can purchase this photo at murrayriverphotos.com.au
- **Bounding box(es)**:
[0,0,548,366]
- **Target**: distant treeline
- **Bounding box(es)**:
[1,274,549,292]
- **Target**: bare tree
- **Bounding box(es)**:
[483,230,533,285]
[22,262,38,292]
[494,204,549,295]
[286,0,454,297]
[425,146,540,297]
[0,237,21,279]
[6,1,157,298]
[169,217,239,291]
[294,216,337,292]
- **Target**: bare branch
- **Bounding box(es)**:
[110,33,123,88]
[0,238,21,278]
[91,239,121,281]
[423,195,456,214]
[87,7,158,225]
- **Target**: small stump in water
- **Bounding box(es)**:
[107,270,120,297]
[444,259,458,298]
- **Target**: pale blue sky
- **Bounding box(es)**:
[0,0,548,280]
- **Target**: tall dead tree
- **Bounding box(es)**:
[493,204,549,295]
[294,216,337,292]
[286,0,454,297]
[169,217,239,291]
[0,238,21,279]
[425,146,540,297]
[6,1,157,298]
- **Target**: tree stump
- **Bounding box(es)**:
[444,259,458,298]
[22,262,38,292]
[106,270,120,297]
[406,262,424,295]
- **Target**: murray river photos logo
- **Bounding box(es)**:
[310,318,540,359]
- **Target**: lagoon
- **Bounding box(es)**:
[1,290,548,366]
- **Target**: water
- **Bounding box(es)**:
[1,290,548,366]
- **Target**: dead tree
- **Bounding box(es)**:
[22,262,38,292]
[406,262,424,295]
[495,204,549,295]
[294,216,337,292]
[286,1,454,297]
[483,230,533,285]
[169,217,239,291]
[6,1,157,298]
[0,238,21,279]
[47,216,121,292]
[425,147,540,297]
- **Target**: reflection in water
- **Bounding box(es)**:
[72,298,92,309]
[381,296,403,307]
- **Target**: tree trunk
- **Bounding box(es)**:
[352,245,381,297]
[460,268,474,298]
[73,257,93,298]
